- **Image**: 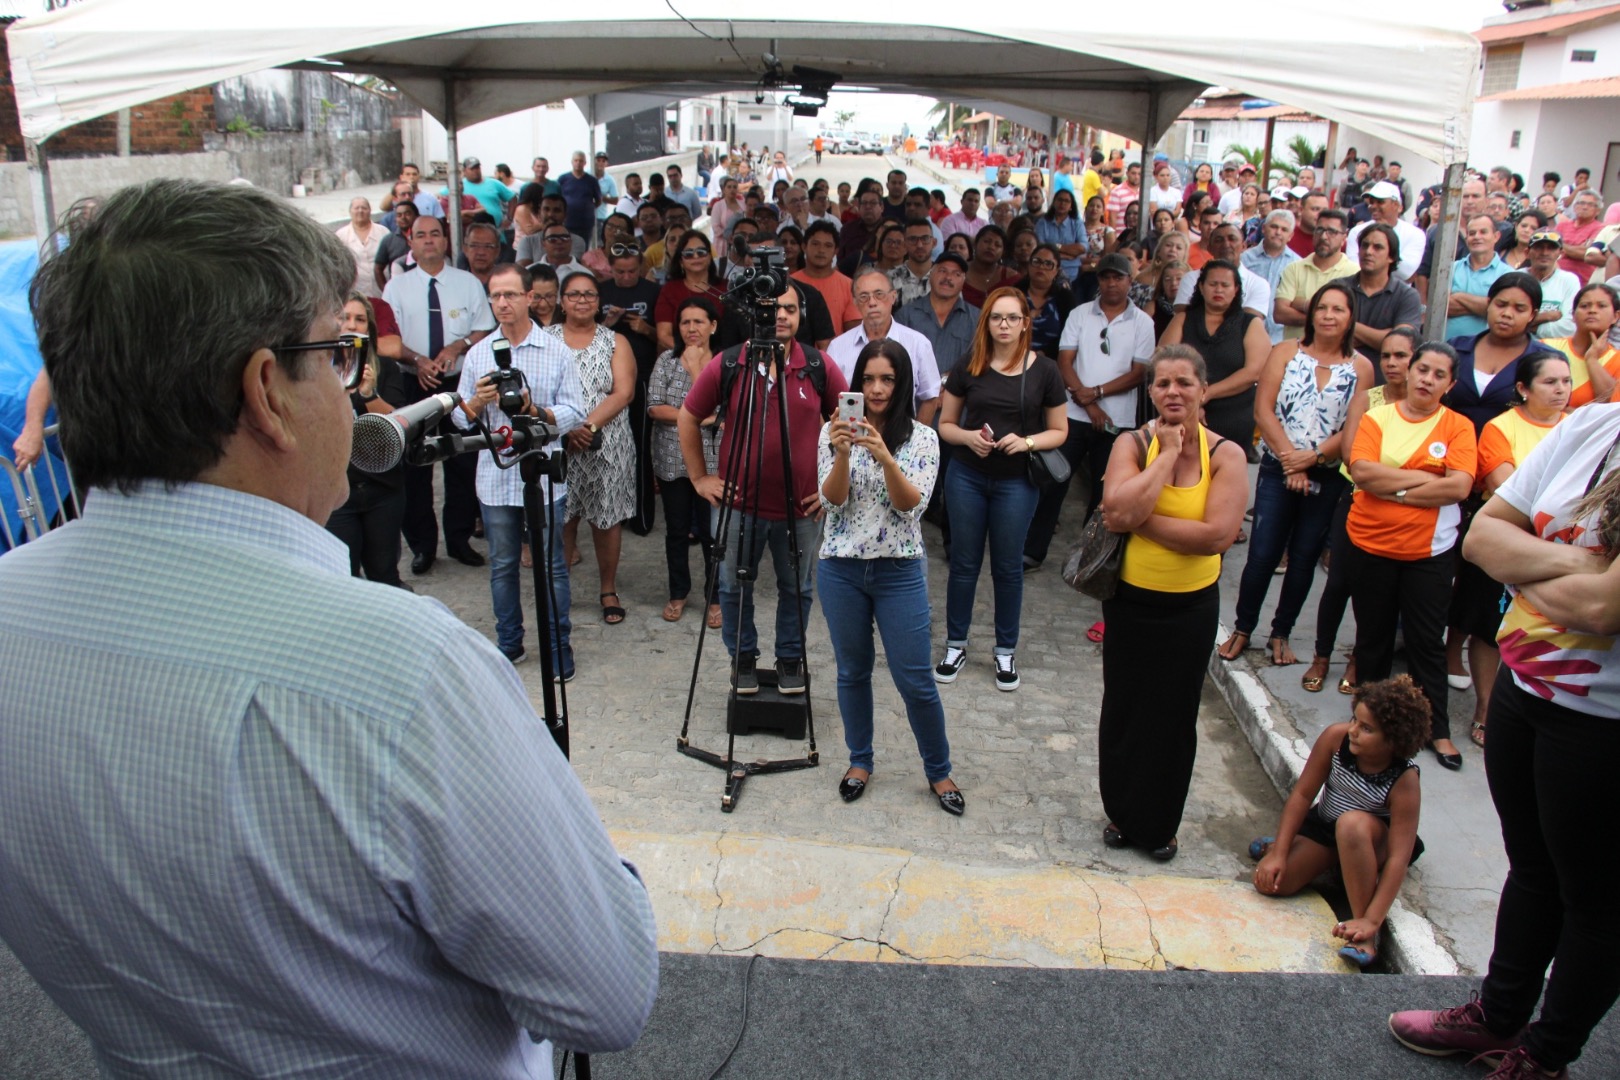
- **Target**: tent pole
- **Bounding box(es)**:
[1260,117,1276,192]
[588,95,598,160]
[1422,160,1467,342]
[444,78,463,265]
[1137,89,1159,243]
[26,138,56,250]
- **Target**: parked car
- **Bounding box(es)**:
[837,135,863,155]
[861,135,885,154]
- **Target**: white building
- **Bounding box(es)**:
[1471,0,1620,206]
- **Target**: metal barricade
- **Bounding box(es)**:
[2,423,82,549]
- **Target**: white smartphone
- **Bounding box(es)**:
[837,392,864,427]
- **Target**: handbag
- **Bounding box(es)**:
[1061,427,1150,602]
[1019,358,1072,487]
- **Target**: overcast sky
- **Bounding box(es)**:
[811,1,1503,137]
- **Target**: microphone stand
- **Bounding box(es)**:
[408,417,585,1079]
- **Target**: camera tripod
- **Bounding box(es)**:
[677,285,820,812]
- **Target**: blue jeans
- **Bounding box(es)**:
[717,510,819,661]
[1232,459,1347,639]
[944,462,1040,651]
[818,556,952,782]
[483,497,573,676]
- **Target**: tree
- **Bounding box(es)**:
[1223,143,1264,169]
[834,109,857,129]
[1285,135,1325,176]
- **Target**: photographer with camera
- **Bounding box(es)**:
[679,260,848,694]
[454,264,588,671]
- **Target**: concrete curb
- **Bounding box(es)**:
[1206,623,1461,977]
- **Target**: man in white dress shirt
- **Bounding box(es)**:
[826,268,942,425]
[1345,181,1427,283]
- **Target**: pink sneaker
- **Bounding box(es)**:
[1388,993,1522,1061]
[1481,1045,1567,1079]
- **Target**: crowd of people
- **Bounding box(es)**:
[8,141,1620,1076]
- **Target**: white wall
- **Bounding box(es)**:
[419,103,593,181]
[1336,124,1443,213]
[1529,99,1616,186]
[0,153,236,238]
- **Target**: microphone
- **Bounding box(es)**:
[350,391,460,473]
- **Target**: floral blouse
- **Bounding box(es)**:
[816,421,940,559]
[1264,349,1360,465]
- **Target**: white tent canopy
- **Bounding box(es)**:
[8,1,1480,166]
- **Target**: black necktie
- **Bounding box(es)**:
[427,277,444,359]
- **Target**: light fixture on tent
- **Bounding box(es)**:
[784,65,836,118]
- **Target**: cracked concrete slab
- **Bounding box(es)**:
[614,829,1350,974]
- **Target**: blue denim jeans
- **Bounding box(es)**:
[1232,458,1347,640]
[818,556,952,782]
[483,497,573,676]
[716,510,820,661]
[943,462,1040,651]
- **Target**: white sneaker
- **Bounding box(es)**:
[1447,673,1473,690]
[934,646,966,683]
[994,653,1020,691]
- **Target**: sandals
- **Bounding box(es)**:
[1470,721,1486,749]
[1301,656,1330,692]
[662,598,686,623]
[706,604,723,629]
[1338,661,1358,695]
[520,542,533,569]
[1086,621,1105,644]
[600,592,626,625]
[1217,630,1250,661]
[1268,636,1296,666]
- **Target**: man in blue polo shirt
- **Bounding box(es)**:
[557,151,603,250]
[444,156,515,223]
[1446,213,1511,339]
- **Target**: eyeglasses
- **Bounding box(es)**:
[489,291,528,303]
[988,313,1026,326]
[854,290,891,304]
[271,335,367,390]
[465,242,499,251]
[544,234,573,243]
[562,291,599,301]
[1100,326,1111,355]
[680,248,711,259]
[1314,227,1345,237]
[607,243,643,258]
[1029,258,1059,269]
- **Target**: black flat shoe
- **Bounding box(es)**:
[932,783,965,816]
[410,552,435,575]
[1431,744,1464,771]
[1103,823,1129,849]
[1150,838,1179,862]
[447,544,486,568]
[838,773,867,803]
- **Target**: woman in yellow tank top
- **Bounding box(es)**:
[1095,345,1248,862]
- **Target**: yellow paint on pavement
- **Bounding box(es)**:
[611,829,1351,974]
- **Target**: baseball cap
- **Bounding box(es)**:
[1096,253,1133,277]
[1528,230,1563,247]
[934,252,970,272]
[1290,185,1311,199]
[1363,180,1402,205]
[461,156,480,169]
[1269,188,1291,201]
[594,151,609,160]
[1239,163,1257,174]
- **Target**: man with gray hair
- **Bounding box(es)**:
[0,179,658,1077]
[1241,209,1300,343]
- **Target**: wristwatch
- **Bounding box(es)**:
[1025,436,1036,452]
[1395,489,1408,504]
[587,422,601,434]
[1314,451,1327,466]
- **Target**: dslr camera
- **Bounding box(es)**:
[488,338,528,416]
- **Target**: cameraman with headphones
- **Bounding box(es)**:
[454,263,588,673]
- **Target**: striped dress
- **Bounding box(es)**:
[1316,736,1417,824]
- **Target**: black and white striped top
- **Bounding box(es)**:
[1316,736,1418,824]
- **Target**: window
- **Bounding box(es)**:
[1190,126,1210,163]
[1511,130,1521,148]
[1572,49,1596,62]
[1482,44,1523,95]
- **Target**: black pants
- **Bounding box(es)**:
[1345,542,1454,742]
[660,475,714,602]
[625,372,657,536]
[326,475,406,585]
[400,372,478,559]
[1480,677,1620,1069]
[1024,419,1118,566]
[1312,486,1355,660]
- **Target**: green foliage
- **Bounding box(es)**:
[168,99,186,120]
[225,115,264,140]
[1222,143,1263,167]
[834,109,856,128]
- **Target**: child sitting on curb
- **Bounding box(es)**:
[1249,675,1428,968]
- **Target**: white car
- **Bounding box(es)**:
[837,135,863,155]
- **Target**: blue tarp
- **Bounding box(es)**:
[0,239,70,549]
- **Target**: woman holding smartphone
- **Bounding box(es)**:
[818,340,960,813]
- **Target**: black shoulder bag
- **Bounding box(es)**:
[1019,355,1072,487]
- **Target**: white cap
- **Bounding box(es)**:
[1290,185,1311,199]
[1269,188,1291,201]
[1363,180,1403,205]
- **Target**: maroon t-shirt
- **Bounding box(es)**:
[683,340,848,520]
[1287,225,1315,259]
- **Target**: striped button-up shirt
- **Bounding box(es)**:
[0,483,657,1077]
